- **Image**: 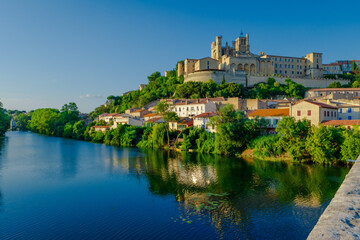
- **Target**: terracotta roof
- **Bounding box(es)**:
[307,88,360,92]
[99,113,120,117]
[145,117,164,123]
[248,108,289,117]
[92,126,109,128]
[143,113,158,117]
[303,100,338,109]
[322,120,360,126]
[194,112,217,118]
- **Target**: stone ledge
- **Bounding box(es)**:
[307,155,360,240]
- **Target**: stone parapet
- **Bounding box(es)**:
[307,155,360,240]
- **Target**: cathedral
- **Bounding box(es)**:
[177,34,324,85]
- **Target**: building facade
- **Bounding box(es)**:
[178,34,326,85]
[291,100,338,125]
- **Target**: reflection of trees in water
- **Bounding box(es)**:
[106,147,349,236]
[0,136,6,212]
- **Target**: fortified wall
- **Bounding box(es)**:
[247,76,350,88]
[183,70,247,85]
[184,73,350,88]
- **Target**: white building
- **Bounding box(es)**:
[193,112,217,133]
[112,114,143,128]
[170,99,217,117]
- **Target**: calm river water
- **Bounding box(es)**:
[0,132,350,239]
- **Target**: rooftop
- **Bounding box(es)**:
[247,108,289,117]
[307,88,360,92]
[194,112,217,118]
[322,120,360,126]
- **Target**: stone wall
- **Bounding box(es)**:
[184,70,247,85]
[307,155,360,240]
[248,76,350,88]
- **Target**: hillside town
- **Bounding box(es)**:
[94,87,360,134]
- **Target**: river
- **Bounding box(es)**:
[0,132,350,239]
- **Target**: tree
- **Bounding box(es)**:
[156,101,179,147]
[0,101,10,137]
[328,81,341,88]
[341,130,360,161]
[306,125,343,164]
[276,117,311,161]
[352,61,357,72]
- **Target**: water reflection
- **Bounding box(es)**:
[107,148,348,238]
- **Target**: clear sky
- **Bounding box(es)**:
[0,0,359,113]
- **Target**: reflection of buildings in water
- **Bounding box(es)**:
[293,193,321,208]
[167,157,217,188]
[106,149,145,176]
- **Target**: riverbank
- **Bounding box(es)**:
[307,155,360,239]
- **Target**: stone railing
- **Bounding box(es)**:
[307,155,360,240]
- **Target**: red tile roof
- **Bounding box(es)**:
[145,117,164,123]
[303,100,338,109]
[322,120,360,126]
[194,112,217,118]
[307,88,360,92]
[248,108,289,117]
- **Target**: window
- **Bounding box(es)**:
[280,64,282,68]
[285,59,287,62]
[348,108,352,113]
[339,108,342,113]
[285,65,287,69]
[292,65,294,69]
[179,108,181,112]
[275,57,277,61]
[275,70,278,73]
[285,71,287,74]
[327,111,330,117]
[308,110,311,116]
[280,58,281,61]
[331,112,333,117]
[297,110,301,116]
[292,71,294,74]
[324,111,326,117]
[348,116,352,120]
[334,112,336,117]
[275,64,277,68]
[280,70,282,73]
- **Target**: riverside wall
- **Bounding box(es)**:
[307,155,360,240]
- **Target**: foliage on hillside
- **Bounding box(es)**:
[90,67,308,119]
[0,101,11,137]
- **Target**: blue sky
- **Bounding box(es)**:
[0,0,359,112]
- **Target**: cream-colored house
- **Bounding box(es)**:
[291,100,338,125]
[169,118,193,131]
[305,88,360,98]
[91,126,110,133]
[98,113,120,123]
[193,112,217,133]
[112,114,143,128]
[248,108,289,131]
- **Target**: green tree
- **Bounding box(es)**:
[0,101,10,137]
[276,117,311,161]
[306,125,344,164]
[352,61,357,72]
[156,101,179,147]
[328,81,341,88]
[341,130,360,161]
